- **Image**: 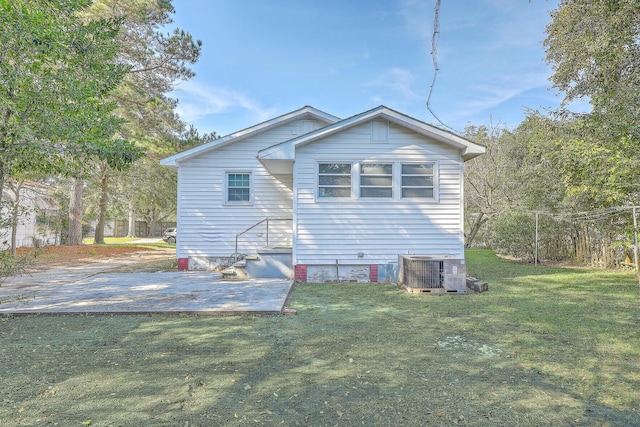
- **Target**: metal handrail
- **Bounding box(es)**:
[234,218,292,261]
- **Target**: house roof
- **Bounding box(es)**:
[258,105,485,163]
[160,105,340,168]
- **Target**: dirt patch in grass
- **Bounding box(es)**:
[17,245,152,267]
[0,250,638,426]
[15,244,174,272]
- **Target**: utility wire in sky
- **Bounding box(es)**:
[426,0,455,132]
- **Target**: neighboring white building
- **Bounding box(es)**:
[161,106,485,283]
[0,181,60,250]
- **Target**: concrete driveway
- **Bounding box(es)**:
[0,257,295,315]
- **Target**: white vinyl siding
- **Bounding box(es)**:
[174,113,468,265]
[294,121,464,265]
[175,120,314,259]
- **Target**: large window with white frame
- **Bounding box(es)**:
[316,161,437,200]
[360,163,393,198]
[318,163,352,198]
[226,172,251,203]
[401,163,435,198]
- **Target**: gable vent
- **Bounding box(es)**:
[371,119,389,142]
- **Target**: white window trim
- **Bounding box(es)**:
[224,171,253,205]
[315,161,439,202]
[400,161,438,201]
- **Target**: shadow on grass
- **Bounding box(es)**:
[0,252,638,426]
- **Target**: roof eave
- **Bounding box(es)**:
[160,106,340,167]
[258,157,294,175]
[259,105,486,161]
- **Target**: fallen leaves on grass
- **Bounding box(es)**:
[17,245,157,269]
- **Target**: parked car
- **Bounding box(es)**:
[163,227,176,244]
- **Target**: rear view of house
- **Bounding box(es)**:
[161,105,484,286]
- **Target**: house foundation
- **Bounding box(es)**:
[294,263,399,283]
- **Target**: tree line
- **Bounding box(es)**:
[464,0,640,269]
[0,0,215,259]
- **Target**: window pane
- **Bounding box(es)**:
[402,176,433,187]
[319,175,352,186]
[361,176,392,186]
[319,163,351,174]
[361,187,393,198]
[318,163,352,198]
[402,164,433,175]
[319,187,351,198]
[228,174,249,187]
[401,163,435,199]
[228,188,250,201]
[402,187,434,198]
[227,173,250,202]
[362,163,392,175]
[360,163,392,198]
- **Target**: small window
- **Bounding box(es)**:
[360,163,393,198]
[401,163,435,198]
[227,172,251,202]
[318,163,352,198]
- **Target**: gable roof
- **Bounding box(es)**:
[258,105,485,163]
[160,105,340,168]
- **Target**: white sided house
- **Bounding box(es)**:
[1,180,60,250]
[161,105,485,287]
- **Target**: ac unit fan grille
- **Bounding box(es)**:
[400,257,444,289]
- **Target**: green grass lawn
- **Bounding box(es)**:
[0,250,638,426]
[82,237,141,244]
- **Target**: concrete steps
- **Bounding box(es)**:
[222,247,293,279]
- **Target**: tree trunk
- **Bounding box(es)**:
[148,205,159,237]
[0,158,5,209]
[68,178,84,245]
[465,212,487,248]
[9,182,21,256]
[127,199,136,237]
[93,162,109,245]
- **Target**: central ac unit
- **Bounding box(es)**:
[399,256,443,288]
[398,255,466,294]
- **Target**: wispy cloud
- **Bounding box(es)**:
[172,80,275,124]
[367,67,422,101]
[399,0,434,43]
[449,70,554,123]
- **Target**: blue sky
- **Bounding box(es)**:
[170,0,575,137]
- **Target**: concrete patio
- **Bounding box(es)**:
[0,264,295,315]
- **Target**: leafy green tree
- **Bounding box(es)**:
[506,112,570,211]
[463,122,518,247]
[545,0,640,116]
[544,0,640,206]
[79,0,203,242]
[0,0,130,203]
[1,0,139,250]
[484,210,536,261]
